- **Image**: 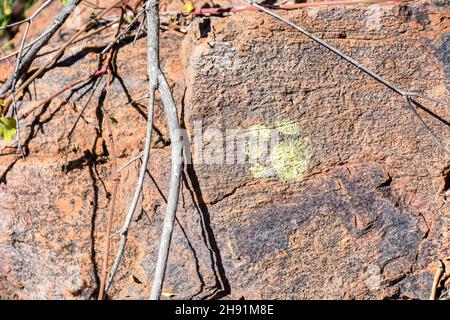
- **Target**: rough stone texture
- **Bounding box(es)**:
[0,0,449,299]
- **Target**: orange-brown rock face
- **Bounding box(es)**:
[0,1,449,299]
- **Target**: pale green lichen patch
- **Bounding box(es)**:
[245,120,313,183]
[269,138,313,182]
[244,124,271,159]
[245,143,264,159]
[275,119,300,135]
[248,124,271,141]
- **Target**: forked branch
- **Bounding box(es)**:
[1,0,123,114]
[0,0,82,98]
[105,0,159,293]
[149,69,183,300]
[105,1,184,300]
[247,0,450,157]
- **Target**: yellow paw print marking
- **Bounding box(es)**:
[275,119,300,135]
[270,139,312,182]
[244,124,272,159]
[248,119,313,182]
[249,163,272,179]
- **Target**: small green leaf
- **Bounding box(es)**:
[124,15,133,24]
[183,2,194,14]
[61,0,69,6]
[3,0,12,16]
[109,117,118,126]
[0,117,17,141]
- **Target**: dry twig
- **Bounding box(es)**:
[105,1,184,300]
[97,1,130,300]
[149,68,183,300]
[159,0,405,17]
[105,0,158,293]
[98,57,120,300]
[1,0,122,114]
[0,0,53,31]
[430,260,445,300]
[0,0,82,98]
[101,8,146,54]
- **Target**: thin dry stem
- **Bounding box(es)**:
[104,0,158,290]
[98,61,120,300]
[1,0,122,114]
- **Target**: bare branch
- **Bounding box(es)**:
[0,0,82,97]
[101,8,145,54]
[127,94,149,105]
[430,260,444,300]
[105,90,155,293]
[406,93,450,108]
[403,96,449,156]
[10,19,31,154]
[19,59,110,120]
[0,18,118,63]
[0,0,53,31]
[117,154,143,173]
[149,69,183,300]
[105,0,159,292]
[0,30,51,63]
[98,60,120,301]
[1,0,122,115]
[132,15,146,46]
[105,1,185,299]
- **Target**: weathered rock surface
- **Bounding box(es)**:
[0,0,449,299]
